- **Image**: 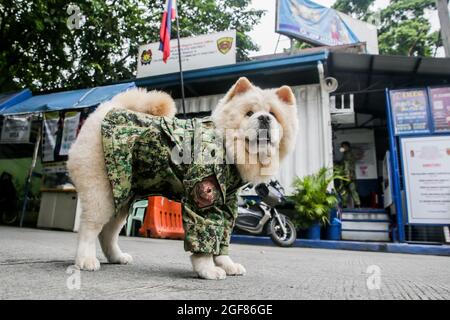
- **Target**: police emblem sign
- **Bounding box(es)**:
[217,37,233,54]
[137,30,236,78]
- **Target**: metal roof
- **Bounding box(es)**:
[328,52,450,117]
[129,51,329,98]
[1,83,135,115]
[330,52,450,76]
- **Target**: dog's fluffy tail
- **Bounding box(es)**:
[110,87,177,117]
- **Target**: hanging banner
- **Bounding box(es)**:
[429,86,450,133]
[137,30,236,78]
[389,89,431,135]
[0,115,31,143]
[59,111,80,156]
[42,112,61,162]
[275,0,360,47]
[401,135,450,224]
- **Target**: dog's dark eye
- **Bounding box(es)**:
[246,111,254,117]
[270,112,276,118]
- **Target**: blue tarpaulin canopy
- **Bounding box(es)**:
[0,83,135,115]
[0,89,32,113]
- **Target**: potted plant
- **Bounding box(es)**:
[291,167,347,240]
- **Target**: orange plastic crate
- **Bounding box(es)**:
[139,196,185,240]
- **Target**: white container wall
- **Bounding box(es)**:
[175,84,333,195]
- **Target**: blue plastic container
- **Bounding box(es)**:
[306,223,321,240]
[326,218,342,240]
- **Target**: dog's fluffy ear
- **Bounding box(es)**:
[224,77,253,102]
[276,86,295,106]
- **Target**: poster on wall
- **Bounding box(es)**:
[389,89,431,135]
[0,115,31,143]
[334,129,378,180]
[401,135,450,224]
[42,112,61,162]
[59,111,80,156]
[429,87,450,133]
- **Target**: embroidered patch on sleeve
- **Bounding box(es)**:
[191,175,221,209]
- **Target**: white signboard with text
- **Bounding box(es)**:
[401,135,450,224]
[137,30,236,78]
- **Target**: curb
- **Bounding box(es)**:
[230,235,450,256]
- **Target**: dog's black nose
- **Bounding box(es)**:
[258,115,271,123]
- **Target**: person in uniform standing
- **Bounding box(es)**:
[339,141,361,208]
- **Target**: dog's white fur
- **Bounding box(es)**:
[68,78,298,279]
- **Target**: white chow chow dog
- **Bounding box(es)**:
[67,77,298,280]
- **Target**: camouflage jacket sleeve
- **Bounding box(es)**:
[182,162,242,256]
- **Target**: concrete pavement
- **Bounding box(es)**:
[0,226,449,300]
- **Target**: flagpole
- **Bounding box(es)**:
[175,11,187,119]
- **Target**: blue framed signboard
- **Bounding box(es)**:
[387,86,450,230]
[389,89,431,136]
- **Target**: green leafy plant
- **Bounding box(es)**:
[291,167,348,229]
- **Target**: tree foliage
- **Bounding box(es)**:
[333,0,375,21]
[0,0,264,92]
[332,0,441,57]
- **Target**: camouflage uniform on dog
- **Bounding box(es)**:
[101,109,244,256]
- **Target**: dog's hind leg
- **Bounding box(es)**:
[74,188,115,271]
[75,218,103,271]
[98,205,133,265]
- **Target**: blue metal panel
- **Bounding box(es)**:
[131,51,329,88]
[385,89,406,242]
[0,89,32,112]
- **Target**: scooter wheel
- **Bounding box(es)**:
[269,216,297,247]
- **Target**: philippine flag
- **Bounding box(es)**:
[159,0,177,63]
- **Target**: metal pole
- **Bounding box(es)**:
[175,13,187,118]
[20,120,41,227]
[436,0,450,57]
[385,89,406,242]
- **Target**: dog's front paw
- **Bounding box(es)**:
[214,255,246,276]
[117,253,133,265]
[76,256,100,271]
[191,253,227,280]
[225,263,246,276]
[196,265,227,280]
[108,252,133,265]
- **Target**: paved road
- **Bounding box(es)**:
[0,226,449,300]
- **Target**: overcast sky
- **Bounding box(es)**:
[248,0,442,57]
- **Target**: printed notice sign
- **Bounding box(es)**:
[429,87,450,133]
[401,135,450,224]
